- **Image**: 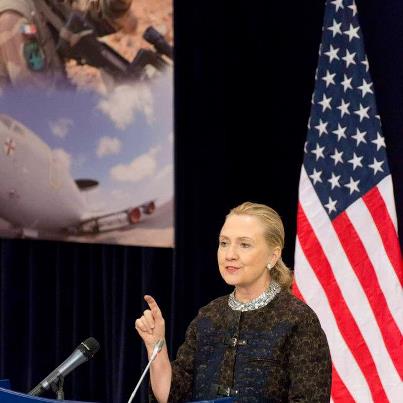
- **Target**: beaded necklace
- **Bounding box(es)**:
[228,280,281,312]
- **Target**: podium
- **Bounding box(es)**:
[189,399,234,403]
[0,380,234,403]
[0,381,94,403]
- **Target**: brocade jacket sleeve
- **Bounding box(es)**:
[288,308,332,402]
[149,316,198,402]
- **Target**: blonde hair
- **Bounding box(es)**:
[228,201,293,291]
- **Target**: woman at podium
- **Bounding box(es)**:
[135,202,332,402]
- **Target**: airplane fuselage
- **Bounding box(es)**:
[0,114,85,231]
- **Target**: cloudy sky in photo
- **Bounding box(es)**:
[0,72,173,214]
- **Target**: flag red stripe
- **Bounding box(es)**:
[294,272,356,401]
[363,186,403,286]
[297,203,389,402]
[331,365,356,403]
[333,212,403,376]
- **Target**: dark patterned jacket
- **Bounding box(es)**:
[151,290,332,402]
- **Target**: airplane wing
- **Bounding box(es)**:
[67,200,156,235]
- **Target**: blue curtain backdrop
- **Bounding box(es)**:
[1,0,403,402]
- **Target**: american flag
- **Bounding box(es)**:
[293,0,403,402]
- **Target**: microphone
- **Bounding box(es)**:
[29,337,100,397]
[127,339,165,403]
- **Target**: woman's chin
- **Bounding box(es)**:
[220,273,241,287]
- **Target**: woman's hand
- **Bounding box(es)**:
[135,295,172,402]
[135,295,166,356]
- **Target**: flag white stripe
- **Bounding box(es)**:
[346,197,403,333]
[299,167,401,400]
[295,239,372,402]
[377,175,398,232]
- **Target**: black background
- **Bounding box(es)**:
[1,0,402,402]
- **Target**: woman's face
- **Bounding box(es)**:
[218,214,276,291]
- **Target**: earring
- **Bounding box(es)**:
[267,263,272,270]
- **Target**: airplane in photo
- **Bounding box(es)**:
[0,113,156,238]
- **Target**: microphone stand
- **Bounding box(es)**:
[127,340,165,403]
[51,376,64,400]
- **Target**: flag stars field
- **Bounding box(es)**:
[311,143,326,161]
[310,168,323,185]
[344,176,360,194]
[341,74,353,92]
[358,79,373,97]
[348,152,363,170]
[343,24,360,41]
[348,1,357,17]
[351,128,367,145]
[325,45,340,62]
[324,196,338,213]
[371,132,386,150]
[322,70,336,87]
[315,119,329,136]
[327,19,342,37]
[318,94,333,112]
[361,56,369,72]
[337,99,350,117]
[328,173,341,189]
[354,103,370,121]
[331,0,344,12]
[368,157,384,175]
[330,148,344,165]
[342,49,356,67]
[332,124,347,141]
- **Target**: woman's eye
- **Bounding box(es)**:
[219,241,228,247]
[241,243,251,248]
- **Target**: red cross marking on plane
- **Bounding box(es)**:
[4,138,16,156]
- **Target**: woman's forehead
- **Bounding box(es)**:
[220,214,265,238]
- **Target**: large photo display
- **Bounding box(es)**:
[0,0,174,247]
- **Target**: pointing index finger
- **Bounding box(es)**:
[144,295,161,316]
